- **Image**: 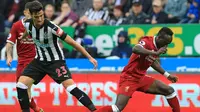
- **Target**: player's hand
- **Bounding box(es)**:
[18,33,24,39]
[89,57,98,69]
[6,56,12,67]
[156,46,167,55]
[167,75,178,83]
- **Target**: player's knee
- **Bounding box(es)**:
[62,79,75,88]
[18,76,34,87]
[16,82,28,89]
[166,86,175,95]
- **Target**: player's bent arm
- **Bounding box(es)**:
[151,60,170,77]
[151,60,165,74]
[6,42,14,59]
[64,35,93,59]
[21,30,29,40]
[132,45,157,55]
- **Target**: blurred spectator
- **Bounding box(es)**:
[124,0,149,24]
[44,4,56,21]
[106,5,126,25]
[141,0,153,14]
[149,0,168,24]
[160,0,168,5]
[53,1,78,27]
[110,31,132,58]
[179,0,199,23]
[78,0,109,25]
[122,0,132,14]
[104,0,115,17]
[164,0,187,23]
[70,38,98,58]
[0,14,5,52]
[4,0,21,28]
[0,0,9,17]
[123,0,152,15]
[71,0,92,17]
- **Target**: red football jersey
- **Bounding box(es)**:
[122,36,158,81]
[7,19,36,63]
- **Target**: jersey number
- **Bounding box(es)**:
[56,66,67,77]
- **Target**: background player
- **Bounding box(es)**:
[16,1,97,112]
[96,27,180,112]
[5,2,43,112]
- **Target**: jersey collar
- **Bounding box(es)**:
[21,18,25,26]
[153,36,158,50]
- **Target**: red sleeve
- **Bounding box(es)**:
[137,37,150,49]
[7,23,17,44]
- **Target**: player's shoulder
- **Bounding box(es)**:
[46,20,60,31]
[23,19,33,28]
[12,20,23,27]
[139,36,153,41]
[47,20,59,28]
[138,36,154,47]
[24,18,32,23]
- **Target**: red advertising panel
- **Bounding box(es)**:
[0,73,199,112]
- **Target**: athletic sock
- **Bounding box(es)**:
[95,105,120,112]
[166,92,180,112]
[67,85,96,111]
[95,106,112,112]
[16,86,30,112]
[30,98,40,111]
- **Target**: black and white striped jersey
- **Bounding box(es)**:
[85,8,109,21]
[24,19,67,61]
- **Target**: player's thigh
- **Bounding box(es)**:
[16,61,31,82]
[117,77,137,110]
[137,75,155,93]
[16,63,25,82]
[115,94,130,111]
[145,79,174,96]
[21,59,46,85]
[46,60,72,85]
[118,77,138,97]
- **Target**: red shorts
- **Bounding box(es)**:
[16,61,32,82]
[118,75,155,97]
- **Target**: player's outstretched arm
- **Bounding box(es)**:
[6,43,14,67]
[64,35,98,69]
[19,30,29,40]
[132,45,157,55]
[151,60,178,83]
[132,45,167,55]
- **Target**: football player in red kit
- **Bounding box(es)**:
[5,2,43,112]
[96,27,180,112]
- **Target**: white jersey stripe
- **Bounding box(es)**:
[32,27,44,61]
[39,27,51,61]
[48,27,59,60]
[57,39,65,60]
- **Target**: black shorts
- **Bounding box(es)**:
[22,59,72,84]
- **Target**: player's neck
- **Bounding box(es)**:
[155,40,161,49]
[33,22,44,29]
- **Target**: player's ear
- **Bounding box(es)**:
[23,10,26,15]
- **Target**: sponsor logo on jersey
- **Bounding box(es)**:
[56,28,64,37]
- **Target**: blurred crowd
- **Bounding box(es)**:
[0,0,199,59]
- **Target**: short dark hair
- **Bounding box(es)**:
[158,27,173,36]
[29,1,43,14]
[24,2,31,10]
